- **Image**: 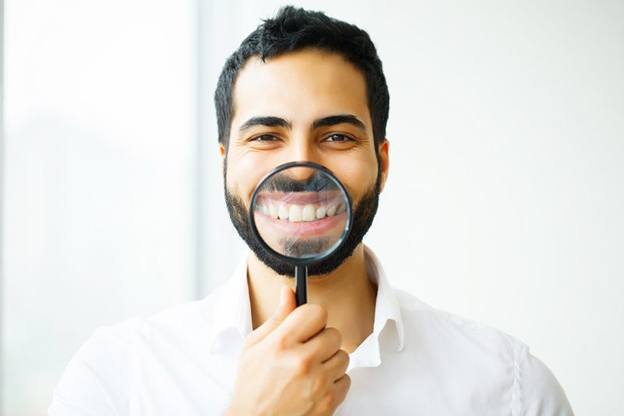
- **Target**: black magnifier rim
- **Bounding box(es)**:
[248,161,353,267]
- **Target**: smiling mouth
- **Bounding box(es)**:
[254,192,346,223]
[254,208,347,240]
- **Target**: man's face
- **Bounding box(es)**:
[221,48,389,276]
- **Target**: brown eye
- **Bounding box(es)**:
[325,134,353,143]
[251,134,279,142]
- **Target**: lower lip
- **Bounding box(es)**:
[255,211,347,237]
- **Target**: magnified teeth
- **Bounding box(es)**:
[264,201,344,222]
[269,204,278,219]
[302,204,316,221]
[289,204,302,222]
[315,206,327,219]
[278,205,289,220]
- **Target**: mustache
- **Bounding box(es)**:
[264,170,331,193]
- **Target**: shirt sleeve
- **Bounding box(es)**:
[517,345,575,416]
[48,320,138,416]
[48,356,120,416]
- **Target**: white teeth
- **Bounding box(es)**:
[302,204,316,221]
[278,205,289,220]
[315,206,327,219]
[289,204,302,222]
[269,204,278,219]
[265,202,341,222]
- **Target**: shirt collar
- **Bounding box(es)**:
[348,245,405,369]
[205,245,405,360]
[205,256,252,353]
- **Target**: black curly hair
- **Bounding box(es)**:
[214,5,389,152]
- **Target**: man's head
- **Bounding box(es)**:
[215,6,390,277]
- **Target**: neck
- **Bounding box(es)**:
[247,244,377,353]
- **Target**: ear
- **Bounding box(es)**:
[378,139,390,193]
[219,143,226,171]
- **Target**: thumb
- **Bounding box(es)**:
[244,286,296,347]
[272,286,297,321]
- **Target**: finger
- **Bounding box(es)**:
[298,327,342,363]
[244,286,296,347]
[332,374,351,407]
[322,349,350,382]
[308,374,351,415]
[270,303,327,347]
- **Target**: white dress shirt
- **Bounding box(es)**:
[49,246,574,415]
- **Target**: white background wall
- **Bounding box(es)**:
[3,0,196,413]
[3,1,623,415]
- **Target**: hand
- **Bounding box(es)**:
[226,286,351,416]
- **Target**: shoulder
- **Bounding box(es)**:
[49,315,143,414]
[79,281,230,350]
[515,346,575,415]
[395,287,521,355]
[394,288,574,415]
[67,290,225,362]
[78,297,212,356]
[50,293,222,415]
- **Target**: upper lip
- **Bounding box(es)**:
[256,191,343,206]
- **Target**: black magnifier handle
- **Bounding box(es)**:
[295,265,308,306]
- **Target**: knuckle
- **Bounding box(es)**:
[294,355,313,376]
[272,333,289,352]
[318,392,335,412]
[342,374,352,391]
[335,349,349,370]
[304,304,327,325]
[326,327,342,347]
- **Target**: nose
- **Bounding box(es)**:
[284,136,321,181]
[286,166,315,182]
[290,136,319,163]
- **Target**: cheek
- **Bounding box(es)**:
[332,154,378,203]
[225,152,275,201]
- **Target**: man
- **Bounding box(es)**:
[50,6,574,415]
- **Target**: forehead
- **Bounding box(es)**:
[231,48,371,130]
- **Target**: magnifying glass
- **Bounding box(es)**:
[248,161,353,306]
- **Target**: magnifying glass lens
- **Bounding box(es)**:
[252,166,349,260]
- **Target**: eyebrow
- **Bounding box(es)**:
[238,114,367,133]
[239,116,292,132]
[312,114,366,132]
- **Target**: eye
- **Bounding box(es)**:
[324,134,354,143]
[251,134,279,142]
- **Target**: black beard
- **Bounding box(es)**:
[224,164,381,278]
